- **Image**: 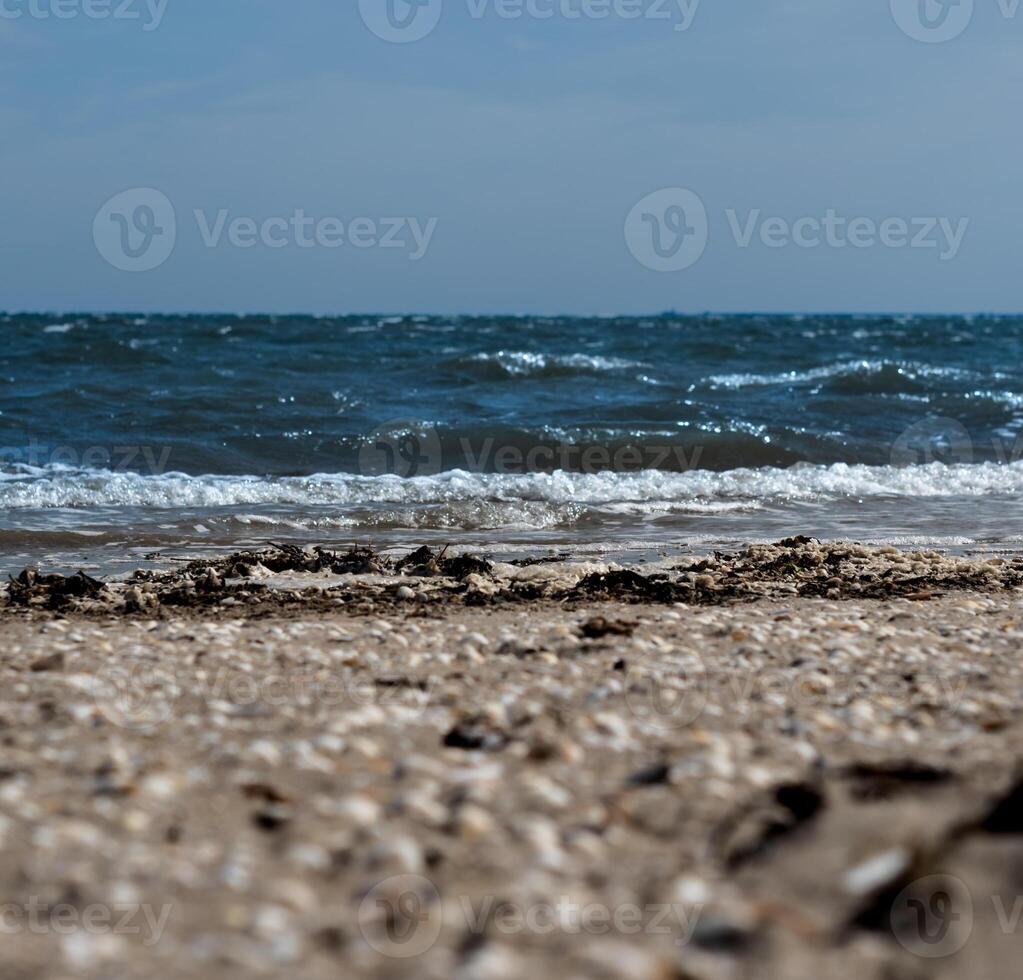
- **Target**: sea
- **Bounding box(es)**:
[2,312,1022,576]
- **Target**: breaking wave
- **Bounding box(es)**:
[704,360,986,391]
[456,350,646,379]
[4,461,1023,512]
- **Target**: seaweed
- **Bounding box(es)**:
[7,569,107,610]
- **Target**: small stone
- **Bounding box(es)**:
[337,794,381,827]
[456,804,496,839]
[842,847,911,896]
[370,834,423,873]
[444,719,509,752]
[30,651,65,672]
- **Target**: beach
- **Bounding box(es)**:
[3,540,1023,979]
[8,1,1023,976]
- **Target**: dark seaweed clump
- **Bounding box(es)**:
[6,538,1023,618]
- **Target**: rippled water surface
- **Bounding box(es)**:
[2,313,1022,574]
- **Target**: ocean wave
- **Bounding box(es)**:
[705,360,984,391]
[457,350,646,379]
[3,461,1023,511]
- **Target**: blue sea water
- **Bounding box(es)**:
[2,313,1022,574]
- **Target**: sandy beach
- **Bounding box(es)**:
[2,540,1022,979]
[8,0,1023,976]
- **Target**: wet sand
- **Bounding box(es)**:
[2,541,1023,979]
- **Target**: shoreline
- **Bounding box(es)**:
[2,540,1023,977]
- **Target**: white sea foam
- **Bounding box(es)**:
[467,351,644,376]
[2,461,1022,511]
[705,360,983,389]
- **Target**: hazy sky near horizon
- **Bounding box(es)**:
[2,0,1021,315]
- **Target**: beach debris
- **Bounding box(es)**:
[842,762,953,802]
[721,781,826,868]
[29,651,65,673]
[578,615,636,639]
[5,538,1023,618]
[443,718,510,752]
[626,761,672,787]
[397,545,494,580]
[980,775,1023,833]
[573,569,682,603]
[7,568,107,610]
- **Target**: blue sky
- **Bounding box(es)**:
[1,0,1021,314]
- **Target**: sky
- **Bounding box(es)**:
[1,0,1021,315]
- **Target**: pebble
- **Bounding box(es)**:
[842,847,912,896]
[456,804,496,840]
[336,795,382,827]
